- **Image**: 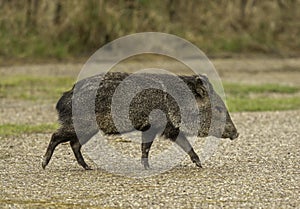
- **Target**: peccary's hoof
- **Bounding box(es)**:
[42,158,48,169]
[42,163,46,169]
[194,161,203,168]
[141,158,150,170]
[84,165,92,170]
[191,157,202,168]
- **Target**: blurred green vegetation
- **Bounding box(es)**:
[224,83,300,111]
[0,123,58,136]
[0,0,299,60]
[227,97,300,112]
[0,75,75,101]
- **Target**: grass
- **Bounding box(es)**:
[0,123,59,137]
[227,97,300,112]
[0,75,75,101]
[223,83,300,112]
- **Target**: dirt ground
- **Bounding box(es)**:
[0,58,300,208]
[1,57,300,85]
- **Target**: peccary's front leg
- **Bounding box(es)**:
[141,130,156,169]
[173,133,202,168]
[70,139,91,170]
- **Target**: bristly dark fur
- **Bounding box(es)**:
[42,72,238,170]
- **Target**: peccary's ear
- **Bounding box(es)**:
[195,76,207,98]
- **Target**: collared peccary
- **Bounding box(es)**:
[42,72,239,170]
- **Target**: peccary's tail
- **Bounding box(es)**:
[56,86,74,125]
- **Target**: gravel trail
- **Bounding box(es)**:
[0,109,299,208]
[0,60,299,208]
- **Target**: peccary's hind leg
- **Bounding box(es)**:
[42,131,70,169]
[141,130,156,169]
[70,139,91,170]
[171,132,202,168]
[43,129,92,170]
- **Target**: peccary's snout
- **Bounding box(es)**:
[223,123,239,140]
[229,131,239,140]
[222,113,239,140]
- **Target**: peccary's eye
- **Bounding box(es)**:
[215,106,222,113]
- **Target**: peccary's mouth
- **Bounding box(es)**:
[230,132,239,140]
